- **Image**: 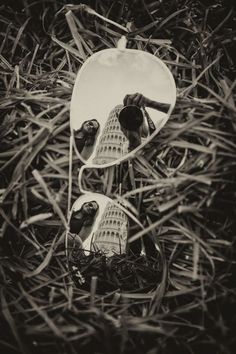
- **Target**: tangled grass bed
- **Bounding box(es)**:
[0,1,236,353]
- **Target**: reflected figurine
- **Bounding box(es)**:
[68,201,99,252]
[93,93,171,164]
[119,93,170,151]
[74,119,100,159]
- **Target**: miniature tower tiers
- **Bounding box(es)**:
[92,105,128,165]
[92,202,128,256]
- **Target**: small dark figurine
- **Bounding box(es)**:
[69,201,99,236]
[118,93,170,151]
[68,200,99,262]
[74,119,100,158]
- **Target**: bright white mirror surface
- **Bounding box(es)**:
[70,48,176,167]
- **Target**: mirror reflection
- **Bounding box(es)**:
[66,193,162,293]
[70,49,176,167]
[67,194,129,260]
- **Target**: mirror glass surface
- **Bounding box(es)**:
[67,193,132,259]
[70,48,176,167]
[66,193,162,293]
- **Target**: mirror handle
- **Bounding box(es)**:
[117,36,127,51]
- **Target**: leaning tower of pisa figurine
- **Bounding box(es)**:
[91,201,128,256]
[93,105,128,165]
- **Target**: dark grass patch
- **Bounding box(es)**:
[0,0,236,353]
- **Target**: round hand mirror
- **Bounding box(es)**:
[70,48,176,169]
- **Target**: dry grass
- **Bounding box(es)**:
[0,1,236,353]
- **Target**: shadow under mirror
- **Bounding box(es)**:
[70,48,176,168]
[66,193,162,293]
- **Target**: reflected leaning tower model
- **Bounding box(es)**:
[93,105,128,165]
[92,202,128,256]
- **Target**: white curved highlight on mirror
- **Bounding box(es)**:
[67,193,132,259]
[70,48,176,167]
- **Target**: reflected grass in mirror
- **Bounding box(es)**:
[66,193,162,293]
